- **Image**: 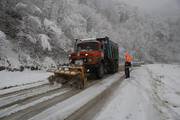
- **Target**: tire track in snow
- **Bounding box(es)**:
[145,67,180,120]
[65,74,126,120]
[0,74,110,120]
[0,84,62,110]
[0,88,70,118]
[0,88,81,120]
[0,69,124,120]
[0,83,49,99]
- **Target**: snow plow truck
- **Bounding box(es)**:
[47,37,119,89]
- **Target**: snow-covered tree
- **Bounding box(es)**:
[0,0,179,70]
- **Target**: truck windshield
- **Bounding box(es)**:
[77,42,99,51]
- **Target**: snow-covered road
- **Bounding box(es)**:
[95,64,180,120]
[0,64,180,120]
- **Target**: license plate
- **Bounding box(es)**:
[75,60,83,65]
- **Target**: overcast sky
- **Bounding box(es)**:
[118,0,179,12]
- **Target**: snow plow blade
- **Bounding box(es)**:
[47,65,87,89]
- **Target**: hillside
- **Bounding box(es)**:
[0,0,179,70]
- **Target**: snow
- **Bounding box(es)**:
[26,34,37,43]
[95,67,159,120]
[81,38,96,41]
[0,38,21,69]
[15,3,42,15]
[95,64,180,120]
[15,3,27,10]
[0,30,6,39]
[0,84,62,107]
[38,34,52,51]
[29,5,42,15]
[0,88,70,118]
[43,18,62,37]
[43,57,57,68]
[0,80,47,96]
[146,64,180,117]
[29,72,124,120]
[0,64,180,120]
[17,32,37,43]
[27,15,42,29]
[0,70,53,89]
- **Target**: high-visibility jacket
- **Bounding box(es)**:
[125,53,131,62]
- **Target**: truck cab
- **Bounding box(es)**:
[69,37,119,79]
[70,41,104,64]
[69,40,104,78]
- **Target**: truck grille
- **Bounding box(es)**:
[72,58,88,64]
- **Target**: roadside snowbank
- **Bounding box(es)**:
[146,64,180,118]
[0,70,53,89]
[95,64,180,120]
[95,67,160,120]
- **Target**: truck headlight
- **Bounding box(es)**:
[88,59,92,62]
[85,53,88,56]
[69,54,71,57]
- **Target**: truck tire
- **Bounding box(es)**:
[112,61,116,73]
[112,60,119,73]
[96,63,104,79]
[115,60,118,72]
[107,60,113,74]
[108,60,115,74]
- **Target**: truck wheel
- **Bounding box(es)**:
[96,63,104,79]
[115,61,118,72]
[111,60,118,73]
[107,60,115,74]
[112,62,116,73]
[108,61,115,74]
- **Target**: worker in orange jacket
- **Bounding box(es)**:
[125,53,131,78]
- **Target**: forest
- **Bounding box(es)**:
[0,0,179,70]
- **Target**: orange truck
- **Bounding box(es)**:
[69,37,119,78]
[47,37,119,88]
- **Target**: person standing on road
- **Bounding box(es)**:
[125,53,131,78]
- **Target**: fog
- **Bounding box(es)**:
[118,0,179,12]
[0,0,179,70]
